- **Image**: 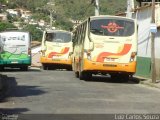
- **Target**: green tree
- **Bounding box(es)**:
[23,25,43,41]
[54,17,73,30]
[0,22,16,32]
[6,0,128,31]
[0,0,7,4]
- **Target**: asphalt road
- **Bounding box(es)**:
[0,67,160,114]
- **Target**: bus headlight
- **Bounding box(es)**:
[28,48,31,55]
[84,49,92,60]
[69,52,73,58]
[41,50,46,57]
[130,52,137,62]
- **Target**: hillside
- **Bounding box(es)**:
[1,0,135,31]
[6,0,127,19]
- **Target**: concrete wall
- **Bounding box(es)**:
[132,5,160,78]
[31,46,41,67]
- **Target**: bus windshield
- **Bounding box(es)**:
[46,32,71,43]
[90,18,135,37]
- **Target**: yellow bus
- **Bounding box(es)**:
[72,15,137,82]
[40,30,72,70]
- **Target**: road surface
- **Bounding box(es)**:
[0,67,160,115]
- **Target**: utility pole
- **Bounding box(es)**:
[91,0,99,16]
[151,0,156,83]
[47,0,55,29]
[95,0,100,16]
[126,0,135,18]
[50,10,53,29]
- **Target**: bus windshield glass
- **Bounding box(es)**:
[46,32,71,43]
[90,18,135,37]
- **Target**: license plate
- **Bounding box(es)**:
[103,64,117,67]
[104,58,118,62]
[11,61,18,64]
[52,59,60,61]
[52,56,60,61]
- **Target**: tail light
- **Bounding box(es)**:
[85,50,92,60]
[130,52,137,61]
[41,50,46,57]
[28,48,31,56]
[68,52,73,58]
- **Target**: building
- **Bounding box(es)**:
[132,4,160,78]
[6,9,19,16]
[31,41,41,67]
[0,13,7,21]
[125,0,160,78]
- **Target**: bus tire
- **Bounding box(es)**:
[120,74,129,83]
[79,71,92,80]
[0,66,4,71]
[75,71,79,78]
[111,74,129,83]
[20,66,28,71]
[66,67,72,71]
[111,74,118,80]
[42,64,47,70]
[79,71,85,80]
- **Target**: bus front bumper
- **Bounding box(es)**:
[40,57,72,65]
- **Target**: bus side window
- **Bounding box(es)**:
[46,33,53,42]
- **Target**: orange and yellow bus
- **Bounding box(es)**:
[40,30,72,70]
[72,15,137,82]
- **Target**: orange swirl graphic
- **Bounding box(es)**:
[48,47,70,58]
[96,44,132,62]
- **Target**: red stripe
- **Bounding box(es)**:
[96,44,132,62]
[48,47,70,58]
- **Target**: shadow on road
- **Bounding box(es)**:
[0,67,41,72]
[85,75,141,84]
[0,108,29,114]
[9,85,46,97]
[0,75,46,100]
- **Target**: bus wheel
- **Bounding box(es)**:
[42,64,47,70]
[111,74,118,81]
[79,71,92,80]
[75,71,79,78]
[0,66,4,71]
[20,66,28,71]
[66,67,72,71]
[111,74,129,83]
[119,74,129,83]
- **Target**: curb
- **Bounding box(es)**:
[133,76,160,89]
[140,80,160,89]
[31,64,42,68]
[30,65,41,68]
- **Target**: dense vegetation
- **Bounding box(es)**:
[5,0,127,21]
[0,22,16,31]
[1,0,132,41]
[23,25,43,42]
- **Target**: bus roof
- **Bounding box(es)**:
[44,29,71,34]
[89,15,136,21]
[0,30,30,34]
